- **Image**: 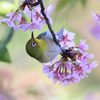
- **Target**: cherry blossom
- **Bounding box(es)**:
[23,5,36,18]
[42,30,98,86]
[0,18,16,29]
[0,12,22,29]
[0,3,54,32]
[77,39,89,52]
[89,11,100,41]
[60,29,75,48]
[6,12,22,23]
[90,11,100,26]
[89,26,100,41]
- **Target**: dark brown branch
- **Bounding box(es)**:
[38,0,64,52]
[23,0,39,7]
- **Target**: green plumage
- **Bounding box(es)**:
[26,39,44,60]
[26,27,64,63]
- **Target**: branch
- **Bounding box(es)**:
[38,0,64,52]
[23,0,39,7]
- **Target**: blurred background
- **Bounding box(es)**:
[0,0,100,100]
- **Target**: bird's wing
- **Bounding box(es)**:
[56,27,64,41]
[37,31,47,39]
[37,27,64,41]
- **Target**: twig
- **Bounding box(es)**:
[38,0,60,45]
[23,0,39,7]
[38,0,65,53]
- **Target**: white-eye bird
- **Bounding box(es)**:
[26,27,64,63]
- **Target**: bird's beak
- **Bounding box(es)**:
[31,32,34,42]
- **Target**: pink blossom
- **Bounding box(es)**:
[34,4,54,25]
[72,65,88,80]
[60,29,75,48]
[89,26,100,41]
[6,12,22,23]
[0,4,54,32]
[80,52,94,67]
[34,5,41,14]
[60,74,76,86]
[23,5,36,18]
[0,12,22,30]
[16,21,42,32]
[0,19,15,29]
[45,4,54,15]
[42,33,98,86]
[42,52,96,86]
[44,4,54,24]
[90,11,100,26]
[76,39,89,53]
[85,61,98,73]
[89,11,100,41]
[29,21,42,31]
[42,62,52,74]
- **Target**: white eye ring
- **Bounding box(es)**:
[32,42,36,47]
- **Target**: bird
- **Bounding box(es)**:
[26,27,64,63]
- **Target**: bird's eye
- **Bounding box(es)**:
[32,42,36,47]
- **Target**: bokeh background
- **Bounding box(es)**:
[0,0,100,100]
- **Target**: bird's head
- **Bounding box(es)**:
[26,32,47,61]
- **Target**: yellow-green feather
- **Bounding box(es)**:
[26,38,47,61]
[34,38,46,52]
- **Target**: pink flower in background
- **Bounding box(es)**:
[89,11,100,41]
[90,11,100,26]
[45,4,54,15]
[89,26,100,41]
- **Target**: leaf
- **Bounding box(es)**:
[81,0,87,6]
[0,40,11,63]
[14,0,19,11]
[0,27,14,63]
[56,0,87,12]
[0,46,11,63]
[0,1,14,16]
[56,0,72,11]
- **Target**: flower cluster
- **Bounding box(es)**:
[0,0,98,86]
[89,10,100,41]
[42,30,98,86]
[0,1,54,32]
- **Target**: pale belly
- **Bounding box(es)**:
[38,42,61,63]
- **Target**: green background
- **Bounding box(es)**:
[0,0,100,100]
